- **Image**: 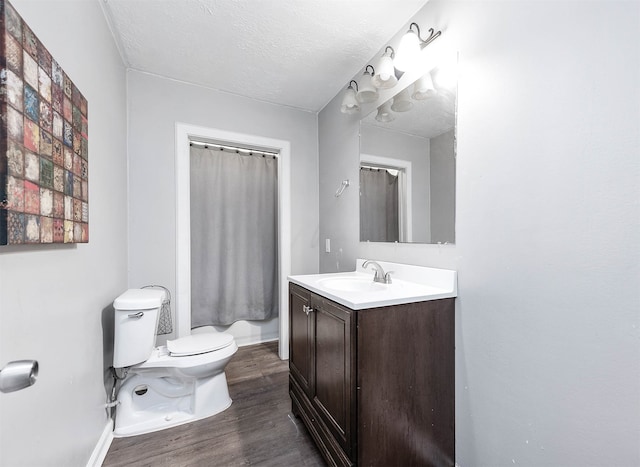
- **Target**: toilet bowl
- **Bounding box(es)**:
[112,289,238,437]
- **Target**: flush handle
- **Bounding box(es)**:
[128,312,144,319]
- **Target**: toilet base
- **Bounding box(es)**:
[114,370,232,437]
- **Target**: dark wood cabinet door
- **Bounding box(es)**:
[357,299,455,467]
[289,284,313,396]
[312,297,355,457]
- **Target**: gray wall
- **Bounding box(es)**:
[430,129,455,243]
[319,92,360,271]
[319,1,640,465]
[0,1,127,465]
[127,71,319,342]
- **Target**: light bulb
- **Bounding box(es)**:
[372,49,397,89]
[340,84,360,114]
[432,63,458,91]
[412,73,436,100]
[356,68,379,103]
[375,101,394,123]
[394,29,421,72]
[391,88,412,112]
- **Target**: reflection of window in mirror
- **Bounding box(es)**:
[359,155,413,243]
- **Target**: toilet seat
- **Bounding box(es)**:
[137,336,238,370]
[167,333,234,357]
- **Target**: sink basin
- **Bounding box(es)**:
[289,260,457,310]
[317,277,387,293]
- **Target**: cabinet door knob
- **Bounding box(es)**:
[303,305,313,316]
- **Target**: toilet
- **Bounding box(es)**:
[112,288,238,437]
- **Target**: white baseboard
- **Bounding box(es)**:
[86,419,114,467]
[236,335,279,347]
[213,318,280,348]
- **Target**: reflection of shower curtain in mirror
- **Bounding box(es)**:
[190,146,278,326]
[360,167,399,242]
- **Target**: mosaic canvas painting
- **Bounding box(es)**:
[0,0,88,244]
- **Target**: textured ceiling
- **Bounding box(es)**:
[362,68,457,139]
[101,0,429,112]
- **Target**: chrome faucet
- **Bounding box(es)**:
[362,260,393,284]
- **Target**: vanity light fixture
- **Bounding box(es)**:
[412,72,437,100]
[375,101,395,123]
[394,23,441,72]
[391,88,413,112]
[371,46,398,89]
[432,60,458,91]
[340,80,360,114]
[356,65,379,103]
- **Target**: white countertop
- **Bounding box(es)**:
[288,259,457,310]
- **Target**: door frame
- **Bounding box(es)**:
[175,122,291,360]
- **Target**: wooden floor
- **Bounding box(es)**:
[103,341,324,466]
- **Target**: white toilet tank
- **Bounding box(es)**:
[113,289,166,368]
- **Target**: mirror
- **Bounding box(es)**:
[359,60,457,244]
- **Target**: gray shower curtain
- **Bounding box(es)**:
[190,146,278,327]
[359,167,399,242]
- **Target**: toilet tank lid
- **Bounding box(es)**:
[114,289,165,310]
[167,333,234,356]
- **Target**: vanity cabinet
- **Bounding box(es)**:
[289,282,455,467]
[289,283,356,465]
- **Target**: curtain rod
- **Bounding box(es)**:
[190,140,278,158]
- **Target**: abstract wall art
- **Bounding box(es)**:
[0,0,88,244]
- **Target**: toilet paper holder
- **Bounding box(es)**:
[0,360,39,393]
